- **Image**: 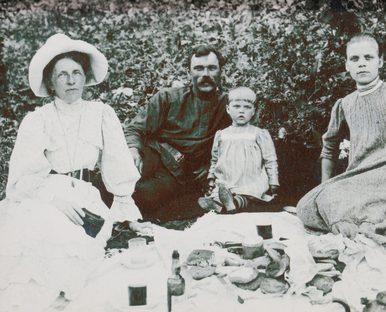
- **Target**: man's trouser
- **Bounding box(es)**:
[132,146,206,223]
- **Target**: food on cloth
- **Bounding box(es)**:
[316,270,341,277]
[315,258,337,265]
[234,273,265,291]
[224,254,271,269]
[264,241,287,251]
[244,255,271,269]
[260,277,290,294]
[224,257,245,267]
[265,246,283,261]
[307,275,335,294]
[362,290,386,312]
[189,266,216,280]
[310,248,339,259]
[315,263,335,272]
[377,292,386,305]
[265,254,290,278]
[229,267,259,284]
[263,247,290,278]
[186,249,215,267]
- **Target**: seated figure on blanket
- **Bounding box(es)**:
[124,45,231,224]
[198,86,280,213]
[0,34,151,311]
[297,32,386,243]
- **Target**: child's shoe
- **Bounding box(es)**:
[219,186,237,212]
[198,197,223,213]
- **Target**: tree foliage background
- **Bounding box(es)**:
[0,0,386,202]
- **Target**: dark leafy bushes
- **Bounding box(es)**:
[0,1,385,201]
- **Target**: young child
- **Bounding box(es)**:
[297,33,386,242]
[198,86,279,213]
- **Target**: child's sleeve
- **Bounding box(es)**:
[207,130,221,180]
[257,129,279,186]
[320,99,345,162]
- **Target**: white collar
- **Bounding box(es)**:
[54,96,83,110]
[357,77,383,96]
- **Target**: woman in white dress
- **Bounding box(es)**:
[0,34,151,311]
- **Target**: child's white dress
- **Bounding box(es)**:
[207,124,279,201]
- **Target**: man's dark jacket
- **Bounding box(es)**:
[124,86,230,182]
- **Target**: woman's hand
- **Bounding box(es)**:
[321,158,335,183]
[51,196,85,226]
[331,221,358,239]
[129,220,153,234]
[359,220,386,245]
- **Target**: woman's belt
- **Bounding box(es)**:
[49,168,96,183]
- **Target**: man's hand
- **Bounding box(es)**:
[203,178,215,196]
[129,220,153,234]
[130,148,143,174]
[51,196,85,226]
[193,166,209,184]
[270,185,279,196]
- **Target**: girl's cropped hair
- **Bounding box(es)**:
[347,32,384,57]
[228,86,257,107]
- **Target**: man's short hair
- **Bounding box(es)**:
[187,45,226,69]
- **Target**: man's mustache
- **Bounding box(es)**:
[198,77,215,86]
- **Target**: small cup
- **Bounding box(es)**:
[255,215,273,240]
[242,235,264,259]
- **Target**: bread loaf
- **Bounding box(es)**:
[186,249,215,267]
[189,266,216,280]
[229,267,258,284]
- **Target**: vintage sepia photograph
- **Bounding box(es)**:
[0,0,386,311]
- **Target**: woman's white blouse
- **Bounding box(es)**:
[6,97,141,220]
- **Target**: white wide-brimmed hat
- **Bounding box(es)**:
[29,33,108,97]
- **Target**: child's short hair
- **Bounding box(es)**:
[228,86,257,106]
[347,32,383,58]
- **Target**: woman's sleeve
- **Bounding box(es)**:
[257,129,279,186]
[6,112,52,202]
[207,130,221,180]
[100,104,142,221]
[320,99,345,161]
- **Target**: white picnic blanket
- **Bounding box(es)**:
[56,211,386,312]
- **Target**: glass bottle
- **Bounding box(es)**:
[167,250,185,312]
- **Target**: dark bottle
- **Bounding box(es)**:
[167,250,185,312]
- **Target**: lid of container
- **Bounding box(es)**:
[242,235,263,246]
